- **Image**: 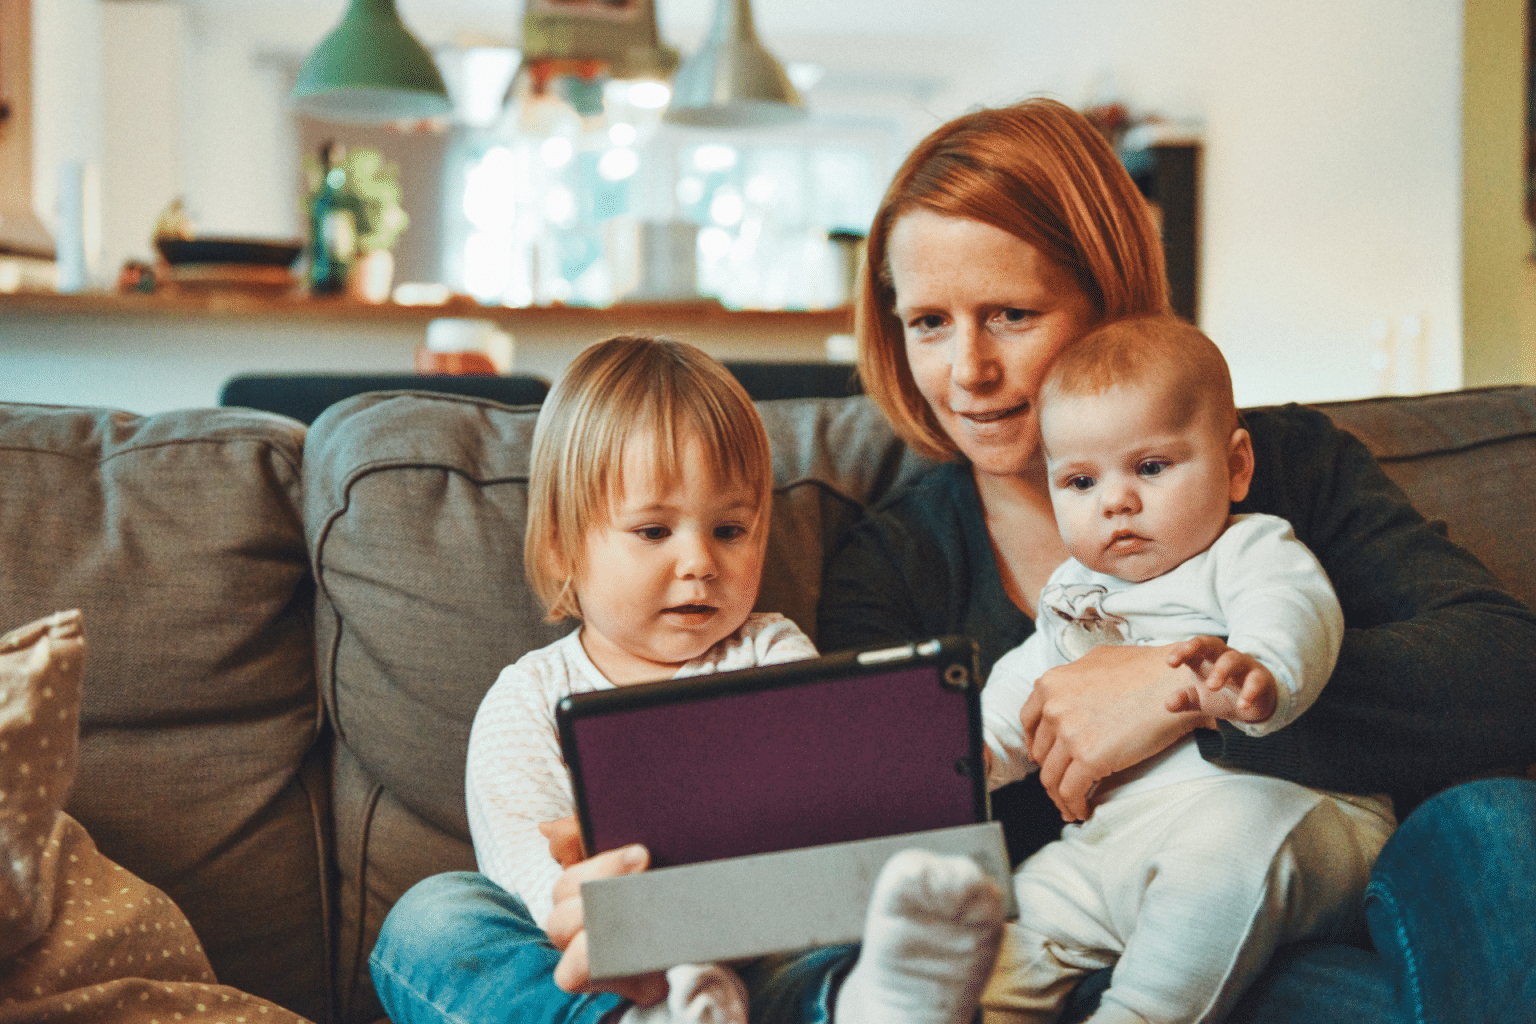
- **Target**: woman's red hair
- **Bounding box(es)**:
[857,98,1171,460]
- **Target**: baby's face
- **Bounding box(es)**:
[572,429,767,685]
[1040,383,1250,583]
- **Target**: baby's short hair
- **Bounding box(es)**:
[524,335,773,621]
[1041,314,1238,433]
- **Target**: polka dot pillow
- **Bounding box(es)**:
[1,610,312,1021]
[1,609,83,958]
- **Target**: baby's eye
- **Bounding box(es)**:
[1138,460,1170,478]
[1064,475,1095,492]
[714,524,750,541]
[634,525,670,541]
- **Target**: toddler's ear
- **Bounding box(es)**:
[1227,428,1255,502]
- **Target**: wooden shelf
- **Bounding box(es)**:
[0,290,854,332]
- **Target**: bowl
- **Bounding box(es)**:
[155,237,303,268]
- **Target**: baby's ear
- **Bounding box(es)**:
[1227,427,1255,502]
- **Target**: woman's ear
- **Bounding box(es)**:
[1228,427,1255,502]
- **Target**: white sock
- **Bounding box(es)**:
[619,963,749,1024]
[835,849,1005,1024]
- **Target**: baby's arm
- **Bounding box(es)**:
[465,662,576,928]
[981,635,1054,789]
[1184,514,1345,736]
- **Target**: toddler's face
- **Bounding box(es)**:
[1041,383,1251,583]
[572,429,766,685]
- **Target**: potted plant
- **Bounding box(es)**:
[304,143,409,301]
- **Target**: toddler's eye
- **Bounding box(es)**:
[1065,475,1095,492]
[714,524,749,541]
[635,526,670,541]
[1138,460,1170,478]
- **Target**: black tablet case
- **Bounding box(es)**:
[557,636,987,868]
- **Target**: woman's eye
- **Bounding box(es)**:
[1065,475,1095,492]
[1138,460,1169,478]
[634,526,670,541]
[998,308,1033,323]
[908,313,945,332]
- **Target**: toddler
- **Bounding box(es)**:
[980,315,1396,1024]
[465,335,1005,1024]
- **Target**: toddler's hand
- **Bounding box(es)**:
[540,814,585,868]
[1164,636,1277,724]
[546,843,668,1006]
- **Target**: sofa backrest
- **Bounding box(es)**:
[301,391,928,1022]
[1309,385,1536,611]
[0,404,331,1024]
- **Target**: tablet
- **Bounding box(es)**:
[556,635,987,868]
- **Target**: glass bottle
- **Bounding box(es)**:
[307,141,361,295]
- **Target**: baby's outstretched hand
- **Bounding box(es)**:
[1163,636,1277,724]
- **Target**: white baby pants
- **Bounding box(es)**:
[981,773,1394,1024]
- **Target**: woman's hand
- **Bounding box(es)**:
[1022,643,1214,821]
[543,840,668,1006]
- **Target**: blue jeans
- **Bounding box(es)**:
[372,779,1536,1024]
[369,872,857,1024]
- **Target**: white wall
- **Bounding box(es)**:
[27,0,1489,405]
[100,1,184,276]
[855,0,1467,405]
[31,0,101,280]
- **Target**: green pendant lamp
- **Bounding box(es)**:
[664,0,804,128]
[292,0,452,123]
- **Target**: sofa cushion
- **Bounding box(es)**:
[302,391,926,1023]
[0,404,329,1023]
[1308,385,1536,611]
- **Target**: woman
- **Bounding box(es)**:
[375,99,1536,1024]
[816,97,1536,1021]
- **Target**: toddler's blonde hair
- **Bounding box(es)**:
[524,335,773,621]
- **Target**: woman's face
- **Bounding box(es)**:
[889,209,1098,480]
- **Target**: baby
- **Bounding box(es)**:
[980,315,1396,1024]
[464,335,1004,1024]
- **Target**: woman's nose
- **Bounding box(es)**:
[949,323,1001,393]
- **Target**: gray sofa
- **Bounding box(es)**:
[2,384,1533,1024]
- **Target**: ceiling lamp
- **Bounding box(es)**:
[520,0,678,83]
[664,0,804,128]
[291,0,452,123]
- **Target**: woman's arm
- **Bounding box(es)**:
[817,464,1034,676]
[1210,406,1536,806]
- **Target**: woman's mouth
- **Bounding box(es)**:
[960,401,1029,424]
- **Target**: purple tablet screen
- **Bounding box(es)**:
[563,662,980,867]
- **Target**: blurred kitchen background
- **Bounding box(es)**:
[3,0,1531,412]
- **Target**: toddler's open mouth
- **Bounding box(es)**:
[665,604,716,616]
